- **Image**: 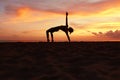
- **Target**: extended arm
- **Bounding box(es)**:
[66,12,68,27]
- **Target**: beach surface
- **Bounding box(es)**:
[0,42,120,80]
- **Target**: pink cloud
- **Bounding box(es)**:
[5,5,19,15]
[2,0,120,15]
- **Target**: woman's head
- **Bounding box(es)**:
[68,27,74,34]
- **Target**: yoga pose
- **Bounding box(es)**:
[46,12,74,42]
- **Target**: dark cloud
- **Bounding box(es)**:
[105,30,120,39]
[91,30,120,39]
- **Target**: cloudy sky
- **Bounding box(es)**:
[0,0,120,42]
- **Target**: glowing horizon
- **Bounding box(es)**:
[0,0,120,42]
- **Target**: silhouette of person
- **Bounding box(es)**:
[46,12,74,42]
[46,25,73,42]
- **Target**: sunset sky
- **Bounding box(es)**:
[0,0,120,42]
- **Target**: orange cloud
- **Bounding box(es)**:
[5,5,33,17]
[16,7,31,17]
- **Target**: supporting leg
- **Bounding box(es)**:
[51,32,54,42]
[46,31,50,42]
[66,32,70,42]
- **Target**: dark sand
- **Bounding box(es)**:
[0,42,120,80]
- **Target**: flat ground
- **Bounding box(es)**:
[0,42,120,80]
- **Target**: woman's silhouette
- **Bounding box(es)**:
[46,12,74,42]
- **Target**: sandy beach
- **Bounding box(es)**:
[0,42,120,80]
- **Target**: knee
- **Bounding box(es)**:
[46,30,49,34]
